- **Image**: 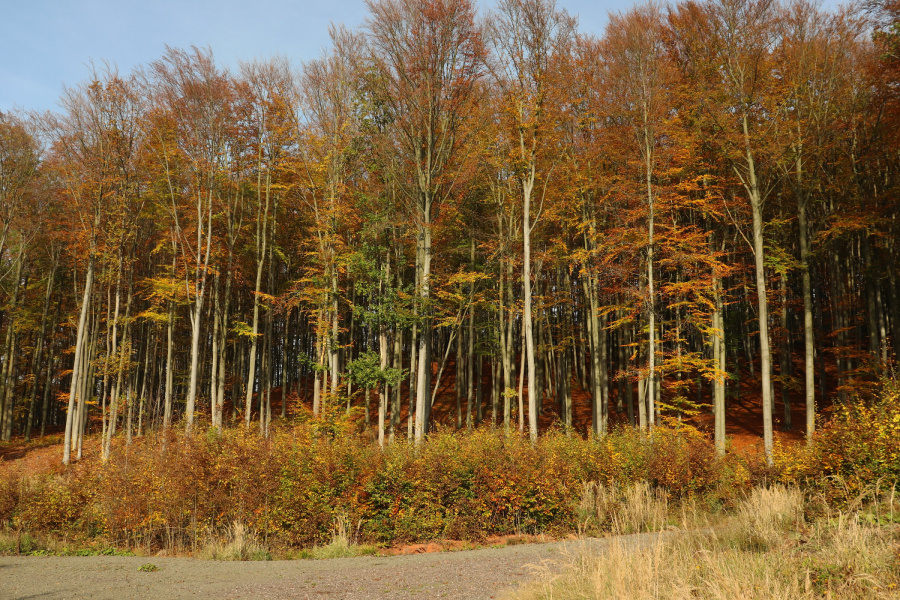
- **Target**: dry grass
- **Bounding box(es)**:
[295,513,378,560]
[510,485,900,600]
[576,481,670,535]
[728,484,805,550]
[199,521,271,561]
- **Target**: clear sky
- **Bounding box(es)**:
[0,0,623,114]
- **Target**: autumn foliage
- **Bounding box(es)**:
[2,423,754,551]
[0,0,899,556]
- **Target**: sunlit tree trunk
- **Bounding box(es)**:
[64,251,94,465]
[244,170,270,429]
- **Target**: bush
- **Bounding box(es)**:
[0,471,18,526]
[16,466,101,537]
[0,422,762,553]
[776,382,900,503]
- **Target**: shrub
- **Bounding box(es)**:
[0,422,766,553]
[0,471,18,526]
[776,382,900,503]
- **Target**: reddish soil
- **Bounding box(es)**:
[0,435,72,477]
[381,534,556,556]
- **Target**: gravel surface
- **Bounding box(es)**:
[0,534,659,600]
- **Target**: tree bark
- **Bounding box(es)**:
[63,252,93,465]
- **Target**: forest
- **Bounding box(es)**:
[0,0,898,472]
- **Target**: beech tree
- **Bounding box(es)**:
[48,68,144,463]
[0,113,40,441]
[489,0,575,440]
[299,27,363,418]
[670,0,782,463]
[600,3,674,432]
[147,47,234,433]
[366,0,487,443]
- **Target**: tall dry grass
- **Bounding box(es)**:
[510,485,900,600]
[576,481,669,535]
[198,520,270,561]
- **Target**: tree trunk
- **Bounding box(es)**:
[414,204,433,445]
[245,171,271,429]
[713,268,726,455]
[0,249,25,441]
[25,254,57,441]
[64,253,93,465]
[741,118,775,464]
[779,272,792,431]
[797,197,815,441]
[522,167,538,443]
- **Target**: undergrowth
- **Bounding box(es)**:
[0,384,897,559]
[0,424,756,555]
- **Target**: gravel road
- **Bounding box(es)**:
[0,533,659,600]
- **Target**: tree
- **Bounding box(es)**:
[48,67,143,463]
[775,0,863,440]
[366,0,487,443]
[240,57,297,430]
[147,47,234,433]
[489,0,575,441]
[0,112,40,441]
[601,3,674,432]
[670,0,781,463]
[299,26,363,417]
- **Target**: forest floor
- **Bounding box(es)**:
[0,532,660,600]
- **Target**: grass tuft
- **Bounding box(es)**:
[295,513,378,559]
[576,481,669,536]
[199,521,271,561]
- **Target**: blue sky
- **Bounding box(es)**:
[0,0,622,114]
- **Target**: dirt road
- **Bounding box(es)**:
[0,534,658,600]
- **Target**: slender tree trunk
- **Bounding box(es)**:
[794,148,816,441]
[40,342,57,439]
[517,316,525,433]
[262,205,277,438]
[25,255,57,441]
[210,269,221,425]
[76,308,100,460]
[64,253,94,465]
[741,117,775,464]
[779,272,792,431]
[499,256,510,431]
[0,249,25,440]
[414,205,433,445]
[2,332,20,441]
[185,190,214,434]
[245,171,270,429]
[408,297,418,439]
[644,134,657,431]
[214,242,234,429]
[522,167,538,443]
[584,270,605,437]
[456,310,464,430]
[378,254,391,448]
[163,296,175,433]
[713,268,726,455]
[391,322,402,441]
[102,262,124,461]
[466,239,476,430]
